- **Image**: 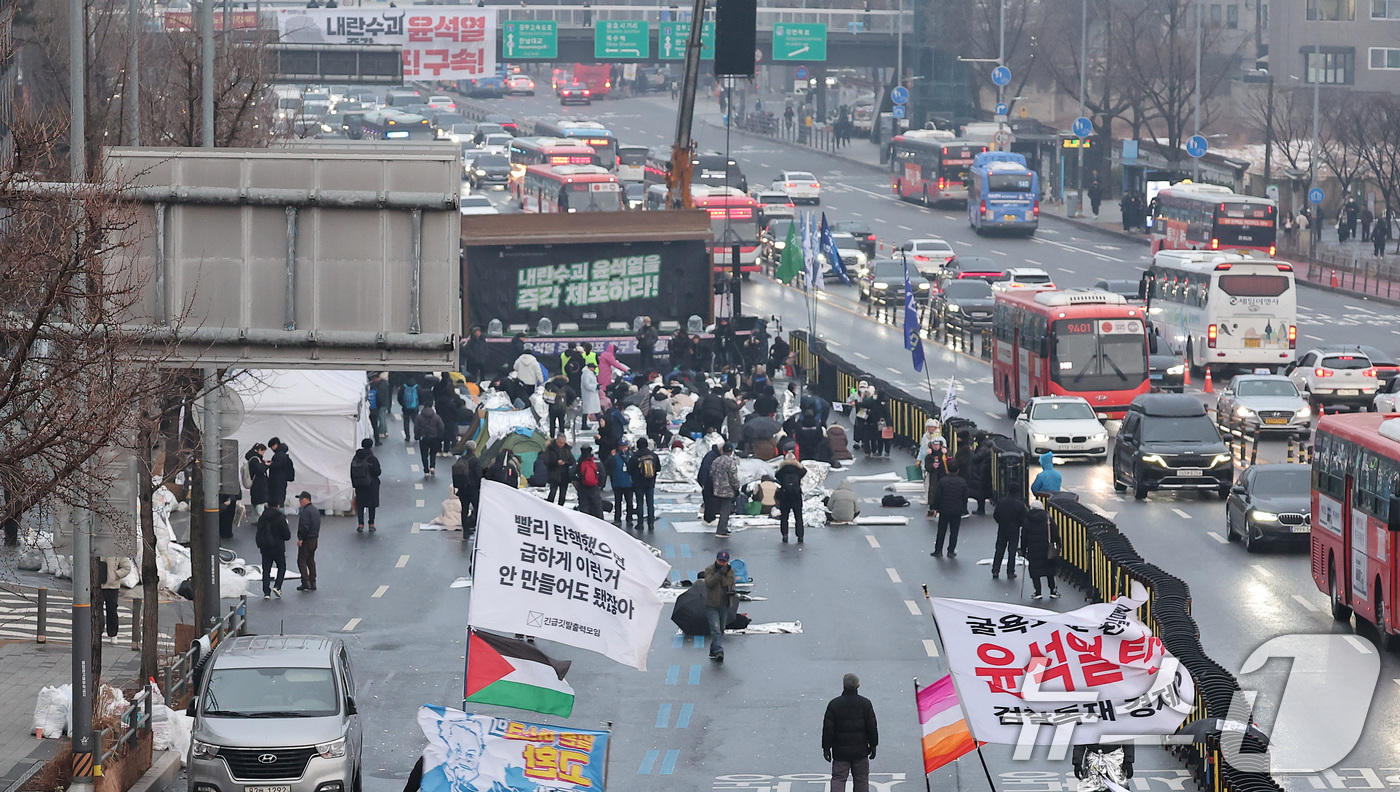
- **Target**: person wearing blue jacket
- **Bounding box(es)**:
[609,439,637,527]
[1030,451,1062,496]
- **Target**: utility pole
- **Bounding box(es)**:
[200,369,221,629]
[1309,43,1320,257]
[997,0,1005,109]
[1075,0,1087,217]
[201,0,214,147]
[1263,71,1273,200]
[1193,0,1202,182]
[69,1,95,789]
[127,0,140,146]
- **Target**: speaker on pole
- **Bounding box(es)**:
[714,0,757,76]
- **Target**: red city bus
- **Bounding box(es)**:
[992,289,1151,419]
[571,64,613,98]
[693,186,762,274]
[508,137,600,201]
[1311,413,1400,648]
[1148,183,1278,255]
[518,164,623,214]
[889,130,988,206]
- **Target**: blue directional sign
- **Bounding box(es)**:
[795,66,809,80]
[995,102,1009,116]
[991,66,1012,86]
[1072,116,1092,137]
[891,85,909,105]
[1186,134,1209,158]
[1309,187,1325,204]
[892,105,906,119]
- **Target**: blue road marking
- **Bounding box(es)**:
[638,750,659,774]
[686,569,696,580]
[655,703,672,728]
[664,544,675,559]
[666,665,680,684]
[676,703,694,728]
[688,664,701,685]
[679,544,691,558]
[693,635,705,648]
[659,749,680,775]
[671,634,683,648]
[669,569,681,583]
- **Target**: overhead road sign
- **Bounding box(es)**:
[595,20,650,59]
[772,23,827,62]
[659,21,714,60]
[502,20,557,60]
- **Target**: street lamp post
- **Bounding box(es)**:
[1076,0,1087,216]
[1309,43,1320,256]
[1193,0,1202,183]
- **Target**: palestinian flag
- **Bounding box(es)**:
[464,629,575,717]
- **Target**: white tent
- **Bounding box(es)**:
[228,370,371,514]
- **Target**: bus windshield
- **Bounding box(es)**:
[1051,320,1147,392]
[566,183,622,212]
[988,174,1034,192]
[619,147,647,168]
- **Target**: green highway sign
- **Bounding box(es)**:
[594,20,650,59]
[658,21,714,60]
[772,23,827,61]
[502,21,557,60]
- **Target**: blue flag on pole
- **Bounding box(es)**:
[820,213,852,284]
[903,256,925,372]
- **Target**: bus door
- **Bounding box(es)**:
[1013,330,1030,407]
[1343,473,1358,611]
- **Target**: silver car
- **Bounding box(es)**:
[1215,374,1312,438]
[188,636,363,792]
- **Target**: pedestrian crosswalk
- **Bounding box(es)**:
[0,586,151,643]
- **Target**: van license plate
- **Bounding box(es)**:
[1244,338,1261,348]
[1176,469,1203,477]
[1338,389,1359,396]
[1003,214,1016,221]
[246,786,291,792]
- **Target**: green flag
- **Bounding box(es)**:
[775,219,803,284]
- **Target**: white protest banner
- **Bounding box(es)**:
[929,596,1195,747]
[276,8,497,80]
[469,481,672,671]
[417,706,609,792]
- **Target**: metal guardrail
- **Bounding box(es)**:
[164,596,249,707]
[97,685,153,768]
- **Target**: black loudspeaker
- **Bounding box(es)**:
[714,0,757,76]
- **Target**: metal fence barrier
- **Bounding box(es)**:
[790,330,939,451]
[164,596,249,707]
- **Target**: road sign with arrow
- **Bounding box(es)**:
[595,20,650,59]
[502,21,557,60]
[772,23,827,61]
[659,21,714,60]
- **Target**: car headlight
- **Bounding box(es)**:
[1091,433,1107,443]
[191,739,219,760]
[1295,406,1311,418]
[873,281,889,289]
[854,252,868,264]
[1249,510,1279,523]
[947,304,961,312]
[316,738,348,759]
[1235,406,1255,417]
[475,169,486,176]
[1210,454,1232,467]
[1166,364,1185,375]
[775,241,786,249]
[919,282,930,290]
[1032,433,1052,443]
[1141,454,1167,466]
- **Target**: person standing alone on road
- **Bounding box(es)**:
[370,372,391,444]
[350,438,382,532]
[452,442,485,535]
[415,404,445,477]
[256,500,291,599]
[702,550,736,661]
[709,443,740,537]
[397,378,421,443]
[930,462,968,558]
[1020,499,1061,599]
[775,451,807,543]
[266,437,295,512]
[1031,451,1061,497]
[609,439,636,527]
[295,491,320,591]
[544,434,575,506]
[991,492,1027,579]
[1087,171,1103,218]
[822,673,878,792]
[628,438,660,531]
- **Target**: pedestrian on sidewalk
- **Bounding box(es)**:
[575,445,605,518]
[256,500,291,599]
[1374,216,1390,257]
[397,377,421,442]
[544,434,575,506]
[243,444,269,522]
[295,491,320,591]
[350,438,382,532]
[1087,171,1103,218]
[930,461,968,558]
[822,672,878,792]
[991,492,1026,579]
[370,372,391,444]
[967,432,994,515]
[1020,499,1060,599]
[415,405,445,477]
[628,438,660,530]
[453,442,485,534]
[702,549,736,661]
[609,439,637,527]
[775,451,807,543]
[710,443,741,537]
[266,437,295,511]
[98,556,132,641]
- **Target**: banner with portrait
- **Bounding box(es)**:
[417,706,608,792]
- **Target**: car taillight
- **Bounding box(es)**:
[583,90,591,95]
[1363,368,1379,378]
[1268,245,1276,255]
[938,177,947,190]
[1315,368,1334,377]
[1287,325,1296,349]
[1210,238,1220,249]
[605,81,611,88]
[1207,324,1217,348]
[785,182,795,187]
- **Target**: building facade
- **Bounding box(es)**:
[1267,0,1400,92]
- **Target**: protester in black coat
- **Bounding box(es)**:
[349,439,381,531]
[266,438,295,510]
[255,502,291,599]
[461,327,488,382]
[244,445,269,520]
[967,433,994,514]
[774,453,807,542]
[697,446,720,522]
[1020,500,1060,599]
[543,436,575,505]
[769,335,790,373]
[991,494,1027,579]
[930,463,969,558]
[822,673,878,791]
[452,442,485,534]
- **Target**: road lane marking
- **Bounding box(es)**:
[984,410,1001,419]
[1207,531,1228,543]
[874,217,889,223]
[886,366,903,375]
[411,522,421,534]
[866,535,880,548]
[1251,564,1274,578]
[342,618,361,632]
[1171,508,1192,519]
[1292,594,1319,611]
[415,483,424,490]
[1026,259,1044,265]
[659,750,679,775]
[990,249,1008,256]
[638,751,659,775]
[905,599,921,615]
[1088,504,1118,520]
[689,665,701,685]
[887,567,902,583]
[416,499,425,508]
[396,555,410,568]
[410,464,420,472]
[898,224,913,231]
[372,585,389,598]
[854,352,871,360]
[655,703,672,728]
[923,639,941,657]
[675,703,694,728]
[1304,334,1323,341]
[666,665,680,685]
[1344,635,1374,654]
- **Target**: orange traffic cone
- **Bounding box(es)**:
[1330,269,1340,288]
[1183,365,1191,387]
[1203,367,1214,393]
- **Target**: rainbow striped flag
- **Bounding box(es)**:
[917,674,982,774]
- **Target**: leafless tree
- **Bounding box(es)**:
[1335,94,1400,220]
[1240,82,1316,177]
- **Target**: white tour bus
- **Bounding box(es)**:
[1144,250,1298,375]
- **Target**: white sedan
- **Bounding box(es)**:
[1012,396,1110,461]
[773,171,822,204]
[459,194,499,216]
[1375,377,1400,413]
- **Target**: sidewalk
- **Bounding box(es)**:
[0,639,144,790]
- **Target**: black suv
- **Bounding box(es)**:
[1112,393,1234,499]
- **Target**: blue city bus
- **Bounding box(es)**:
[967,152,1039,236]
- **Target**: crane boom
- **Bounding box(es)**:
[665,0,710,209]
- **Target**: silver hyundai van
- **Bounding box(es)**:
[187,636,363,792]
